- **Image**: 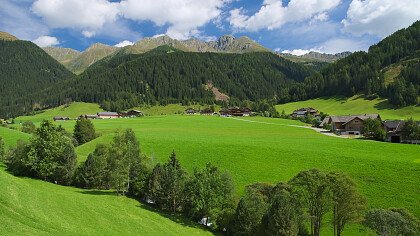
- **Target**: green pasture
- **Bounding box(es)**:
[276,95,420,120]
[15,102,103,123]
[0,126,30,148]
[50,116,420,218]
[0,164,211,235]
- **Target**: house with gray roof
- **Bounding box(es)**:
[320,114,381,135]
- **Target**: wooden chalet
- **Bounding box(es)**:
[121,110,143,118]
[291,107,319,118]
[185,108,197,115]
[200,108,215,115]
[97,112,120,119]
[79,114,98,120]
[320,114,381,135]
[220,107,252,117]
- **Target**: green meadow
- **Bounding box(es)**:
[276,95,420,120]
[0,126,30,148]
[2,103,420,235]
[0,164,211,235]
[51,116,420,217]
[15,102,103,123]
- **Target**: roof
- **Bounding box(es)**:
[330,114,380,124]
[98,112,119,116]
[129,109,142,113]
[383,120,405,132]
[319,117,330,127]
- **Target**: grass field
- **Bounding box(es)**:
[0,164,211,235]
[276,95,420,120]
[0,126,30,148]
[49,116,420,219]
[3,104,420,235]
[15,102,103,123]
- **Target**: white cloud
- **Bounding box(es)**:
[229,0,341,31]
[343,0,420,37]
[32,35,59,47]
[114,40,134,47]
[82,31,95,38]
[318,38,369,53]
[119,0,229,39]
[281,48,322,56]
[32,0,119,37]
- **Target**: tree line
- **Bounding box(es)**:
[1,120,418,235]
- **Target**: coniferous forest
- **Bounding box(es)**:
[0,21,419,118]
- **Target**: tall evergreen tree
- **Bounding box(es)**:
[147,151,187,212]
[73,117,96,145]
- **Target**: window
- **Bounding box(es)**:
[354,120,359,123]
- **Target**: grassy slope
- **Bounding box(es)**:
[276,96,420,120]
[0,165,212,235]
[50,116,419,221]
[0,126,30,148]
[15,102,103,123]
[134,104,221,116]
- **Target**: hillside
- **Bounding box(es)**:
[68,46,312,111]
[0,31,18,41]
[0,126,30,148]
[299,21,420,106]
[66,43,118,74]
[276,95,420,120]
[278,51,351,63]
[0,39,75,118]
[43,47,81,67]
[15,102,103,123]
[47,35,270,74]
[0,164,211,235]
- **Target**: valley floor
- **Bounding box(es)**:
[2,111,419,235]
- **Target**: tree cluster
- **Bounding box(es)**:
[5,120,77,185]
[74,129,150,195]
[362,118,386,141]
[229,169,366,236]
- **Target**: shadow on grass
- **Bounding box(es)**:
[77,190,118,196]
[137,202,217,234]
[373,100,399,111]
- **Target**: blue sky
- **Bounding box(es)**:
[0,0,419,55]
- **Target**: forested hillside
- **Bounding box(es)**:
[0,39,75,118]
[300,21,420,106]
[68,46,312,111]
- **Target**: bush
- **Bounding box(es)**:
[21,121,36,134]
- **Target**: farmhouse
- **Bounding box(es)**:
[185,108,197,115]
[320,114,381,135]
[97,112,120,119]
[121,110,143,118]
[53,116,70,121]
[291,107,319,118]
[382,120,405,143]
[79,114,98,119]
[200,108,215,115]
[220,107,252,117]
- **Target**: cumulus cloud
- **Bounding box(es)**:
[229,0,341,31]
[32,35,59,47]
[343,0,420,37]
[119,0,229,39]
[32,0,119,37]
[114,40,134,47]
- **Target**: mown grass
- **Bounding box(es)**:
[276,95,420,120]
[0,164,212,235]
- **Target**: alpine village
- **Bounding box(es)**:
[0,1,419,236]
